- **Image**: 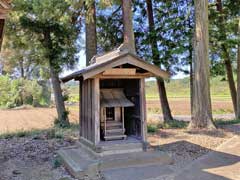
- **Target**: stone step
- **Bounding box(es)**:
[103,164,174,180]
[100,141,143,152]
[99,150,174,171]
[58,147,174,179]
[57,148,99,179]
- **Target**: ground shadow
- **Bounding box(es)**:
[154,140,240,180]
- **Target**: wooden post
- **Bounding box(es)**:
[122,107,125,134]
[93,78,100,145]
[79,80,82,137]
[104,108,107,139]
[140,78,147,142]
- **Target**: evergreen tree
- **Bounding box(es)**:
[190,0,215,129]
[11,0,79,127]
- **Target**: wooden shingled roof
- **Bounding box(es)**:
[100,89,134,107]
[61,45,170,82]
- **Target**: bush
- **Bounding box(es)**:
[147,124,158,133]
[0,75,51,108]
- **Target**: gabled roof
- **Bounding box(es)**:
[61,45,170,82]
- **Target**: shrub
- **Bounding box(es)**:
[0,75,51,108]
[147,124,158,133]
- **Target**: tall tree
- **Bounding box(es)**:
[190,0,215,129]
[121,0,136,53]
[85,0,97,65]
[12,0,79,127]
[146,0,173,122]
[237,18,240,118]
[215,0,237,116]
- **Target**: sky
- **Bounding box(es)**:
[61,49,189,80]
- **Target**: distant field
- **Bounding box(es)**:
[0,77,234,134]
[0,97,233,134]
[66,76,232,101]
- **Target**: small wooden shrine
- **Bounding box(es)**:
[61,45,169,154]
[0,0,11,49]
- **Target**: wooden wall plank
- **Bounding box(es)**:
[87,79,92,141]
[81,81,85,138]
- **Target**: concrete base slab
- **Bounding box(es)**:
[58,148,99,179]
[58,146,173,179]
[100,150,173,170]
[103,164,174,180]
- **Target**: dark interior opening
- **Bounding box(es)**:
[100,79,141,139]
[106,107,114,121]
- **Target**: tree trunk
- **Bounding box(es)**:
[190,0,215,129]
[122,0,136,54]
[216,0,237,117]
[19,59,24,78]
[44,31,69,127]
[146,0,173,122]
[223,47,237,115]
[49,64,69,127]
[85,0,97,65]
[237,18,240,118]
[157,78,173,122]
[190,50,194,115]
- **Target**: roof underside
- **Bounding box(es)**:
[61,46,170,83]
[100,89,134,107]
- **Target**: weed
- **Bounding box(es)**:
[214,119,240,126]
[52,157,62,168]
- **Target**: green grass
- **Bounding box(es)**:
[0,123,79,139]
[66,76,232,101]
[158,120,189,129]
[214,119,240,126]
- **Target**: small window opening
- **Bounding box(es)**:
[106,107,115,121]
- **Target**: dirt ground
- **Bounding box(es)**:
[0,98,234,134]
[0,124,239,180]
[0,101,238,180]
[0,108,79,134]
[147,98,233,115]
[148,124,240,170]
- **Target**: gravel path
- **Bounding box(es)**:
[0,135,78,180]
[0,122,239,180]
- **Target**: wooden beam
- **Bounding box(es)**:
[93,78,100,145]
[103,68,136,76]
[95,73,153,79]
[140,78,147,142]
[79,80,82,137]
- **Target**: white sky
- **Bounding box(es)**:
[61,50,188,80]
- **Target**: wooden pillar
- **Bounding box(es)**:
[140,78,147,142]
[93,78,100,145]
[79,80,82,137]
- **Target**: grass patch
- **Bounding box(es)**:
[158,120,189,129]
[0,123,79,140]
[148,120,188,133]
[214,119,240,126]
[0,129,43,139]
[147,124,158,133]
